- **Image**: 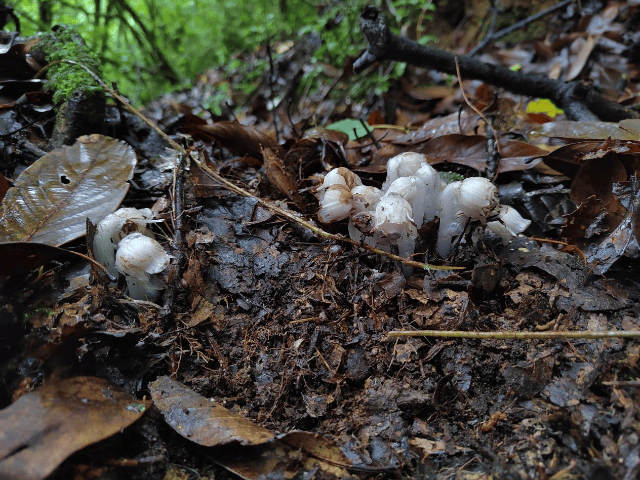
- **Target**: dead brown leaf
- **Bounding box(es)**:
[0,376,151,480]
[261,146,305,212]
[149,376,354,479]
[195,121,283,159]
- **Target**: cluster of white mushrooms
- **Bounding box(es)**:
[93,208,171,301]
[316,152,530,274]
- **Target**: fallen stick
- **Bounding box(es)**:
[388,330,640,339]
[354,7,634,122]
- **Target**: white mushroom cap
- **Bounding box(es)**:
[383,152,427,190]
[115,232,171,301]
[93,207,155,278]
[487,205,531,244]
[317,184,353,223]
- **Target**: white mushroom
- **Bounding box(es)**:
[115,233,171,301]
[373,194,418,276]
[93,208,155,279]
[487,205,531,244]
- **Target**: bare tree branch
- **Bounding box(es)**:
[354,7,635,122]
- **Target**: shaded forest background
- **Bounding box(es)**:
[13,0,435,105]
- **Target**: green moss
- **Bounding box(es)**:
[440,171,465,183]
[39,26,102,104]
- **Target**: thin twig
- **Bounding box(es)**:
[388,330,640,339]
[160,151,188,321]
[52,60,464,272]
[266,40,280,143]
[358,118,380,149]
[468,0,574,57]
[600,380,640,387]
[454,57,502,156]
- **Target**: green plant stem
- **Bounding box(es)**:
[388,330,640,339]
[57,60,464,272]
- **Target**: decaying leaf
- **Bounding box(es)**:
[0,134,137,246]
[150,375,274,446]
[0,241,97,289]
[261,146,305,212]
[0,376,151,480]
[150,376,354,479]
[416,135,549,173]
[195,121,283,159]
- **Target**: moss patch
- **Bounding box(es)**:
[39,26,102,104]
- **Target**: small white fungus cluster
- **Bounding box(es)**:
[93,208,171,301]
[315,153,530,274]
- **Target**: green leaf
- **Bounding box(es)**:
[326,119,371,141]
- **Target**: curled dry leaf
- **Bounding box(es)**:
[261,146,306,212]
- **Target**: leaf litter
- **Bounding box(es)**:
[1,2,640,479]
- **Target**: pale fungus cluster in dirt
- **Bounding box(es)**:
[316,152,531,275]
[93,207,171,301]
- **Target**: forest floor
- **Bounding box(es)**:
[1,1,640,479]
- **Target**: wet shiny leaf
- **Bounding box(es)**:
[0,135,137,245]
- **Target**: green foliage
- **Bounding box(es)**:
[298,0,436,105]
[440,172,465,183]
[39,26,102,103]
[11,0,436,106]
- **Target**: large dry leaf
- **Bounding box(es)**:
[195,121,283,159]
[0,134,137,246]
[150,376,275,446]
[418,134,548,173]
[0,376,151,480]
[532,120,640,141]
[566,35,598,81]
[150,376,354,479]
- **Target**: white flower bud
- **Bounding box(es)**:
[385,176,426,228]
[317,184,353,223]
[94,208,155,279]
[115,233,171,301]
[351,185,382,213]
[383,152,427,190]
[373,194,418,276]
[316,167,362,201]
[458,177,499,220]
[487,205,531,244]
[437,181,465,258]
[415,164,442,221]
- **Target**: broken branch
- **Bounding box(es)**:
[354,7,634,122]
